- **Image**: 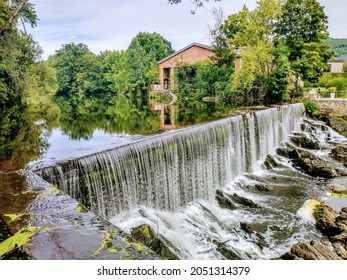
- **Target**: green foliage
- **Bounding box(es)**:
[303,100,318,118]
[220,0,283,100]
[344,61,347,72]
[127,32,174,62]
[328,86,336,93]
[326,78,347,91]
[101,50,130,94]
[175,60,233,99]
[0,0,40,109]
[52,43,107,96]
[274,0,333,83]
[126,32,174,94]
[265,45,291,103]
[24,61,57,97]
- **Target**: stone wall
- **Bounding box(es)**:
[317,99,347,116]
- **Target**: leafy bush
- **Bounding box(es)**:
[304,100,318,118]
[326,78,347,91]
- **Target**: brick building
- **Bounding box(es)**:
[158,43,214,90]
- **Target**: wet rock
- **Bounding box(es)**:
[240,222,253,234]
[130,224,179,260]
[327,183,347,194]
[289,149,339,178]
[280,241,343,260]
[331,144,347,167]
[254,184,274,192]
[207,238,242,260]
[263,155,279,170]
[280,203,347,260]
[290,132,320,150]
[231,193,259,208]
[216,246,242,260]
[215,189,236,211]
[314,204,342,236]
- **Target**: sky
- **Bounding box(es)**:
[27,0,347,59]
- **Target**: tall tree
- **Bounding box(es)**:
[127,32,174,94]
[101,50,130,94]
[52,43,106,96]
[221,0,283,100]
[127,32,174,62]
[0,0,40,108]
[275,0,333,83]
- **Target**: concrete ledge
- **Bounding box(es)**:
[0,171,158,260]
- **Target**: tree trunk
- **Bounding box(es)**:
[0,0,28,36]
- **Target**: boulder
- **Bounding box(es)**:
[313,204,342,236]
[280,203,347,260]
[216,189,236,211]
[263,155,279,170]
[326,183,347,194]
[130,224,179,260]
[207,237,242,260]
[331,143,347,167]
[231,193,259,208]
[280,241,343,260]
[254,184,274,192]
[290,132,320,150]
[288,149,339,178]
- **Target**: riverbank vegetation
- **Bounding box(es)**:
[1,0,337,109]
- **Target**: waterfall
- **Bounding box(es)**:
[36,103,304,219]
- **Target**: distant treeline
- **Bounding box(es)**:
[326,37,347,58]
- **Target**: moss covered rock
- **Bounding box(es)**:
[130,224,179,260]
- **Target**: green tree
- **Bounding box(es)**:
[52,43,90,96]
[221,0,283,100]
[24,61,57,98]
[127,32,174,62]
[101,50,130,94]
[126,32,174,94]
[52,43,106,96]
[274,0,333,83]
[1,0,40,108]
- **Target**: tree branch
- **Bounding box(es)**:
[0,0,29,36]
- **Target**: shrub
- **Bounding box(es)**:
[326,78,347,91]
[304,100,318,118]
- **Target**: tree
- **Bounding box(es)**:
[1,0,40,108]
[52,43,105,96]
[127,32,174,94]
[220,0,283,100]
[102,50,130,94]
[127,32,174,62]
[168,0,221,14]
[275,0,333,83]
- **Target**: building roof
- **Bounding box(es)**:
[328,59,345,63]
[158,42,213,64]
[329,54,347,63]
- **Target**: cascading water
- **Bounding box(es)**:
[35,103,344,259]
[36,104,304,218]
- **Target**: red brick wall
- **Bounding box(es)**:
[159,45,214,89]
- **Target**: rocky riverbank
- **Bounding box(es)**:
[278,124,347,260]
[280,204,347,260]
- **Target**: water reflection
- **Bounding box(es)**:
[1,94,247,171]
[0,104,48,172]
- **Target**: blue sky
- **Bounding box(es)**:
[28,0,347,58]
